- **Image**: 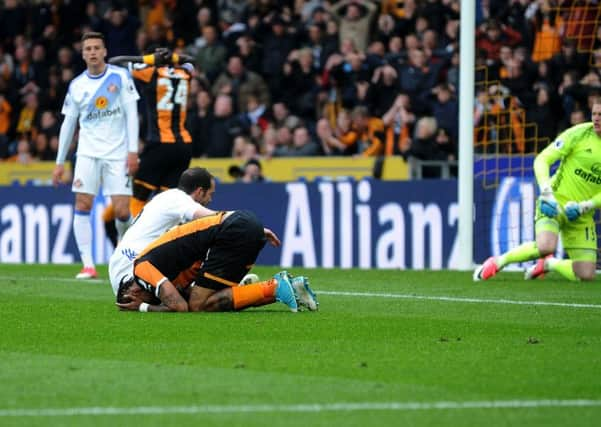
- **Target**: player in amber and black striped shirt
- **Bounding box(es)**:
[109,48,195,218]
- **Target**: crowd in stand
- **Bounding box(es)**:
[0,0,600,177]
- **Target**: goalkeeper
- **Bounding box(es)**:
[474,99,601,282]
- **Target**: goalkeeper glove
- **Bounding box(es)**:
[538,185,558,218]
[564,200,594,221]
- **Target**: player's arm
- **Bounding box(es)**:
[118,261,189,312]
[109,48,194,67]
[264,228,281,247]
[52,114,78,186]
[117,280,188,312]
[192,204,217,219]
[533,136,573,217]
[53,89,80,186]
[123,99,139,175]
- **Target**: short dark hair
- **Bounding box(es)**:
[81,32,105,44]
[178,167,213,194]
[116,278,135,304]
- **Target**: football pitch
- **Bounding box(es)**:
[1,264,600,427]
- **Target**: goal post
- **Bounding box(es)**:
[457,0,475,270]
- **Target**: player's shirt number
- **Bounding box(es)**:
[157,78,188,111]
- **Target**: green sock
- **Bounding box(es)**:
[498,242,540,268]
[547,258,578,281]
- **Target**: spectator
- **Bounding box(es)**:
[476,19,522,63]
[365,64,401,117]
[259,14,297,97]
[398,48,441,112]
[100,6,139,57]
[281,48,319,120]
[382,93,415,156]
[212,55,270,113]
[188,88,213,157]
[428,83,458,142]
[407,116,453,177]
[328,0,377,53]
[0,92,12,158]
[525,83,556,153]
[13,92,40,141]
[549,39,589,86]
[7,134,34,164]
[303,22,336,72]
[275,125,321,157]
[241,158,265,182]
[350,105,385,156]
[205,94,243,158]
[529,0,563,63]
[194,25,227,83]
[236,34,263,75]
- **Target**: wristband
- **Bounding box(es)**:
[139,302,149,312]
[142,54,155,65]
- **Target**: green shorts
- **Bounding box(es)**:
[535,204,597,262]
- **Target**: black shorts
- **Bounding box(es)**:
[136,143,192,189]
[196,210,266,290]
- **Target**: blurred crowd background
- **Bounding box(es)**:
[0,0,600,177]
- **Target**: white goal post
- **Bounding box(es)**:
[457,0,476,270]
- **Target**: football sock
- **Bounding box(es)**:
[546,258,578,281]
[73,211,94,268]
[104,218,118,248]
[102,205,115,222]
[130,197,146,218]
[102,205,118,247]
[498,242,540,268]
[231,280,277,310]
[115,216,131,240]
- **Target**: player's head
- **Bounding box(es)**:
[591,97,601,135]
[81,32,107,70]
[116,278,158,305]
[178,167,216,206]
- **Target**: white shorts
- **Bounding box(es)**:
[72,155,132,196]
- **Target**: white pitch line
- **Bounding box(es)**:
[1,399,601,417]
[318,291,601,309]
[0,275,104,284]
[2,276,601,309]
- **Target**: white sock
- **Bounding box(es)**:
[115,216,131,240]
[73,211,94,268]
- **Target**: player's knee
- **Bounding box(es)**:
[536,243,556,257]
[74,195,93,212]
[576,268,596,281]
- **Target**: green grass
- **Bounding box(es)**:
[1,264,601,426]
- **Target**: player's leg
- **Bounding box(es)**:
[131,179,157,217]
[130,145,165,217]
[102,204,118,248]
[103,159,133,240]
[546,219,597,281]
[190,211,297,312]
[161,144,192,190]
[474,211,559,281]
[72,156,101,279]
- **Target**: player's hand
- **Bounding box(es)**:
[538,186,558,218]
[115,290,145,311]
[564,200,594,221]
[153,47,171,65]
[52,164,64,187]
[127,152,139,175]
[176,53,195,64]
[264,227,281,247]
[116,299,140,311]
